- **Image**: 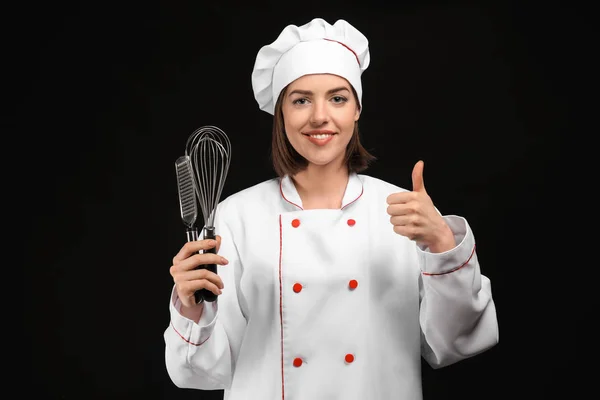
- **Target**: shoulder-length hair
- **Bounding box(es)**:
[270,84,376,178]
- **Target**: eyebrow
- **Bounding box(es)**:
[288,86,350,97]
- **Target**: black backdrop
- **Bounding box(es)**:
[18,0,582,399]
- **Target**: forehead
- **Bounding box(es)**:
[288,73,351,91]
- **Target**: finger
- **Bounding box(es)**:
[412,160,425,193]
[393,225,419,240]
[215,235,222,253]
[173,239,219,264]
[191,278,223,296]
[171,253,229,273]
[179,279,223,298]
[176,269,225,289]
[386,191,414,205]
[386,203,412,217]
[390,215,414,226]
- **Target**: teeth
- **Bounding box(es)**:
[310,134,332,139]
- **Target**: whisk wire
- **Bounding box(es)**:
[185,125,231,229]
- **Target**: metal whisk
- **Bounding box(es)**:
[184,125,231,303]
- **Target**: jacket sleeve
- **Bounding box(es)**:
[417,215,499,369]
[163,201,247,389]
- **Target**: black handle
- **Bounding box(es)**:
[186,227,219,304]
[196,226,218,303]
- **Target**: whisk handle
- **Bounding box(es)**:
[197,227,218,303]
[185,227,218,304]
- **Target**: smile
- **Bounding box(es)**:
[305,133,334,139]
[303,132,336,146]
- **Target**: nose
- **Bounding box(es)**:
[309,100,329,125]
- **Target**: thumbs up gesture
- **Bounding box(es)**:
[386,160,456,253]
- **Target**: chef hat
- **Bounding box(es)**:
[251,18,370,115]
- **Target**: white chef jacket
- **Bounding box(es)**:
[164,172,499,400]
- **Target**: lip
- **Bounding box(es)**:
[303,130,336,146]
[303,130,336,136]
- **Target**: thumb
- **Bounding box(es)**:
[215,235,222,253]
[412,160,426,192]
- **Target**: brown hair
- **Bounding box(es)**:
[270,84,377,178]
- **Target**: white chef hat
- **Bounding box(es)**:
[251,18,370,115]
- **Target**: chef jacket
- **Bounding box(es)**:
[164,172,499,400]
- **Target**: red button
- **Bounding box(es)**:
[345,354,355,363]
[293,357,303,367]
[292,219,301,228]
[349,279,358,289]
[347,219,356,226]
[293,283,303,293]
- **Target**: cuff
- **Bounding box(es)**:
[169,286,219,346]
[417,215,476,275]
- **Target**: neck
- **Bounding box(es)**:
[291,162,349,209]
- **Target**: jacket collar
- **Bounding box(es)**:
[279,172,364,210]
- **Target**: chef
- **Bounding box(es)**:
[164,17,499,400]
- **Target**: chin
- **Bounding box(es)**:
[304,154,345,168]
[307,160,333,167]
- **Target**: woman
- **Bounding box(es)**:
[164,17,498,400]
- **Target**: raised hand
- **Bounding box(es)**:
[386,160,456,253]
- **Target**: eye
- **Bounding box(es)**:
[331,95,347,103]
[292,98,309,105]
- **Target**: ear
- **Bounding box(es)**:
[354,106,360,122]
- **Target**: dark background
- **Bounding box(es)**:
[17,0,583,399]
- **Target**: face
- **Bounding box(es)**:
[281,73,360,169]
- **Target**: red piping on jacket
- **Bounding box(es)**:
[341,186,364,210]
[279,178,364,210]
[170,321,211,347]
[422,245,476,276]
[279,181,303,210]
[278,214,285,399]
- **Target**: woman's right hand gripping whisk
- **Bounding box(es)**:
[170,237,229,319]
